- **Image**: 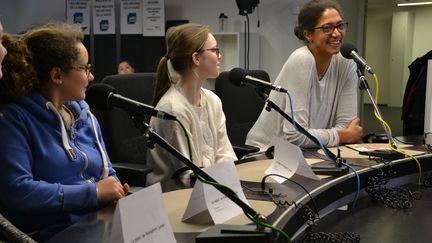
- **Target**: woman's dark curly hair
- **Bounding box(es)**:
[21,22,84,88]
[0,33,37,103]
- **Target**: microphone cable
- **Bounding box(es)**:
[285,91,361,208]
[261,174,360,243]
[175,118,193,161]
[256,5,260,28]
[361,73,422,209]
[176,118,292,241]
[365,169,421,209]
[260,173,318,214]
[194,173,292,242]
[341,161,360,208]
[284,91,330,160]
[370,73,422,186]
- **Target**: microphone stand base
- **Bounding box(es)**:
[195,224,273,243]
[359,149,405,160]
[311,165,349,177]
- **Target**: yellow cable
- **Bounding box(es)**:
[373,73,379,104]
[371,73,422,185]
[390,146,422,186]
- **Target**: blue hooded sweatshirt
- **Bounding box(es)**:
[0,91,117,240]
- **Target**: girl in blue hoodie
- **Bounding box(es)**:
[0,23,129,241]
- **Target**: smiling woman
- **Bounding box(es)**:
[246,0,363,151]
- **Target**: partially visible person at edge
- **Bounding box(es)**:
[145,23,237,191]
[0,21,7,79]
[246,0,363,151]
[117,60,135,74]
[0,22,129,241]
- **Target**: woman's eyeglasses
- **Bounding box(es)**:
[199,48,220,56]
[311,21,348,34]
[70,64,92,76]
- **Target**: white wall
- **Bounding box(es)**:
[364,7,392,105]
[165,0,306,80]
[0,0,66,34]
[411,7,432,61]
[0,0,365,81]
[165,0,365,81]
[365,4,432,107]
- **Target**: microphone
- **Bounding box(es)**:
[86,83,176,120]
[228,67,288,93]
[341,42,374,74]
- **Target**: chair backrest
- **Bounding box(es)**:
[96,73,156,164]
[0,213,36,243]
[214,70,270,144]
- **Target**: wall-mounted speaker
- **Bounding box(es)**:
[236,0,259,16]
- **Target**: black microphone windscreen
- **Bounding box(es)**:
[340,42,357,59]
[86,83,117,110]
[228,67,247,87]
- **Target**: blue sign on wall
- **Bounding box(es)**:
[100,20,109,31]
[74,12,83,24]
[127,13,137,24]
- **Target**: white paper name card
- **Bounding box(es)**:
[182,160,249,224]
[265,137,321,183]
[110,183,177,243]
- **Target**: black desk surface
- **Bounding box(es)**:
[310,185,432,243]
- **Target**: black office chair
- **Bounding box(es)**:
[214,70,271,159]
[94,73,156,186]
[0,213,36,243]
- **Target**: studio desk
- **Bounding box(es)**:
[47,138,432,243]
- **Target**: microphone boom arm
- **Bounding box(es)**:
[130,116,264,226]
[357,69,397,149]
[265,99,349,176]
[265,99,339,163]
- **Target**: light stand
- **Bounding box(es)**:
[128,115,273,243]
[356,68,404,159]
[264,99,349,176]
[423,60,432,151]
